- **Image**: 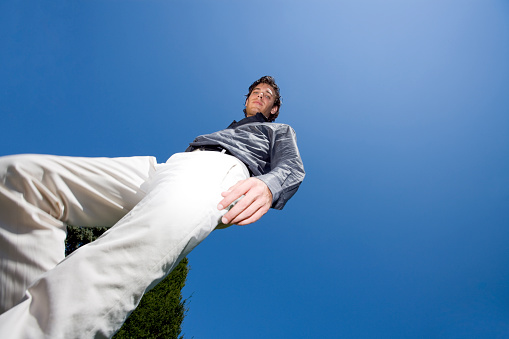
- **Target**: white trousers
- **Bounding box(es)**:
[0,151,249,338]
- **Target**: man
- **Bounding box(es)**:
[0,76,305,338]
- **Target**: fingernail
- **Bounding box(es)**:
[217,204,223,210]
[222,217,228,224]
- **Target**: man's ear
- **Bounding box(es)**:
[270,105,279,115]
[245,99,248,107]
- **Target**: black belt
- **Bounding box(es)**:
[190,145,232,155]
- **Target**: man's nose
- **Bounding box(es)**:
[257,92,264,98]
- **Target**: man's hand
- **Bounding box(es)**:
[217,178,272,226]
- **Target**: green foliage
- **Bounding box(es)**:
[65,226,110,256]
[113,257,189,339]
[65,226,189,339]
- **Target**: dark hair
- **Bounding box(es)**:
[243,75,282,122]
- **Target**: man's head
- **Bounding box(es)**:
[244,76,281,122]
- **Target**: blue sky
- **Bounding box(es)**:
[1,1,508,338]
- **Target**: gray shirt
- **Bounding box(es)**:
[186,113,305,210]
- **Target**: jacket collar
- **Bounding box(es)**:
[227,112,269,129]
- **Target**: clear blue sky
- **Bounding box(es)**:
[1,1,508,338]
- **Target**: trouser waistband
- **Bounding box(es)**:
[189,145,232,155]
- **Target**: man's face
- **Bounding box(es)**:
[245,83,278,119]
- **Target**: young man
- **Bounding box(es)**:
[0,76,305,338]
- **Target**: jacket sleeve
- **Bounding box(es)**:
[256,125,305,210]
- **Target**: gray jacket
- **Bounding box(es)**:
[187,113,305,210]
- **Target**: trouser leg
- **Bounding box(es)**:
[0,154,157,314]
[0,151,249,339]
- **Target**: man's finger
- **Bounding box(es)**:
[235,208,268,226]
[217,179,251,210]
[218,190,244,211]
[221,193,256,224]
[220,180,243,197]
[224,196,261,224]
